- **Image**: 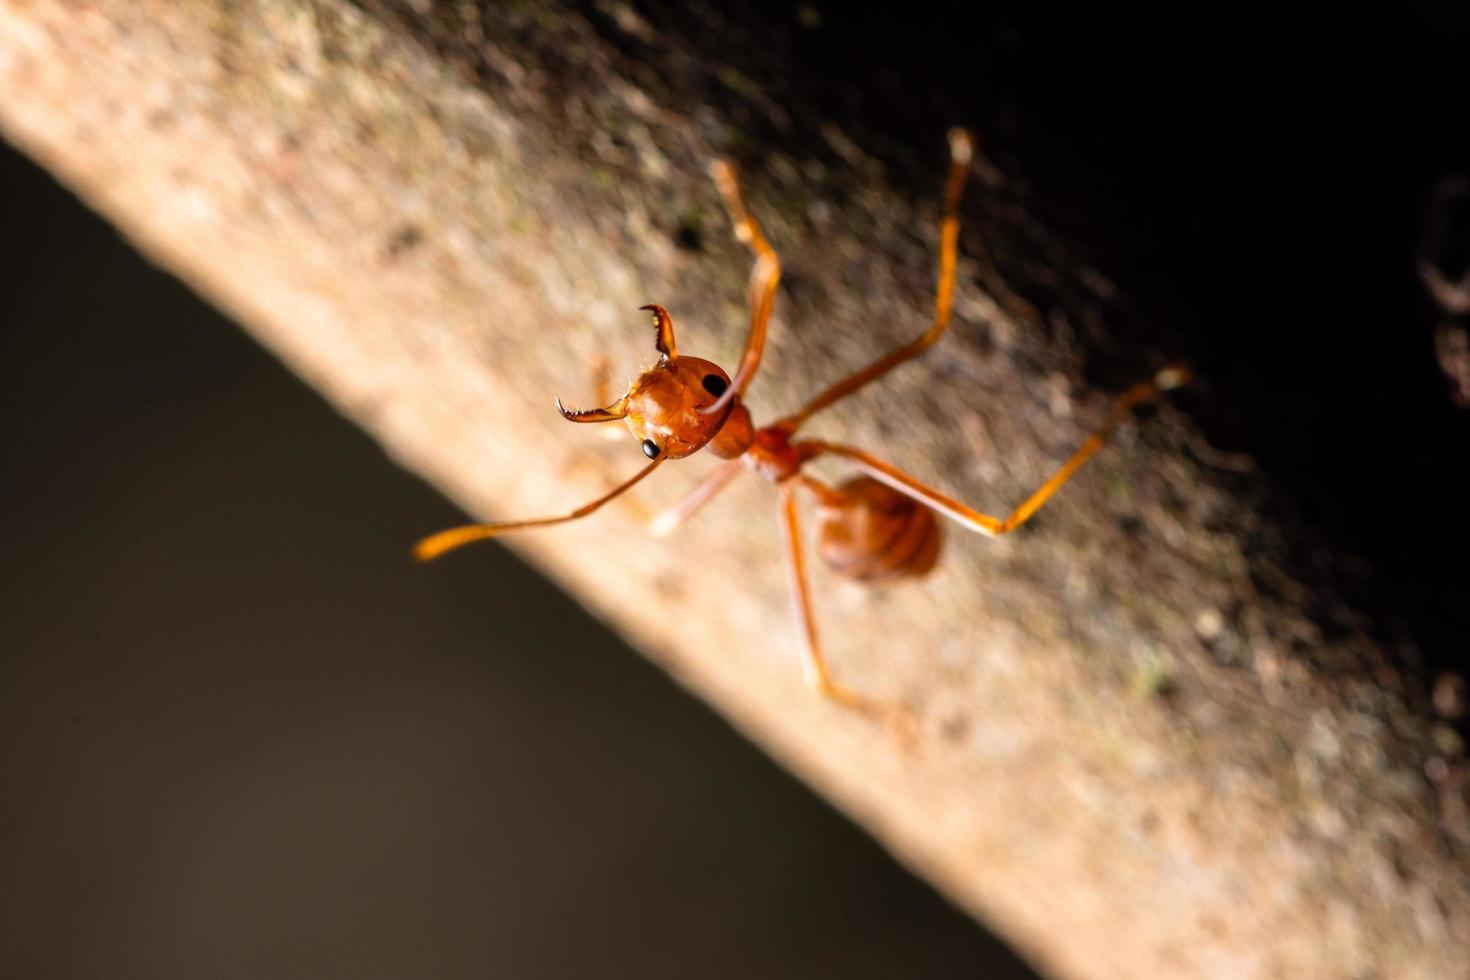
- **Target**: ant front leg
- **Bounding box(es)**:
[414,458,664,561]
[702,159,782,416]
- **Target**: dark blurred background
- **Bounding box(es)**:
[6,3,1470,978]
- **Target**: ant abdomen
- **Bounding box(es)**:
[815,476,942,582]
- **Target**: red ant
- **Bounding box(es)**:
[415,130,1189,711]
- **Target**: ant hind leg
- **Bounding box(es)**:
[778,485,871,710]
[799,365,1191,538]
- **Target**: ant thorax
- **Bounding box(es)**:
[743,424,807,481]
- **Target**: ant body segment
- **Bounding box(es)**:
[415,130,1189,710]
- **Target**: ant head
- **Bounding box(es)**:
[556,305,736,460]
[623,354,733,459]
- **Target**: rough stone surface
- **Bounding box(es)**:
[3,3,1467,977]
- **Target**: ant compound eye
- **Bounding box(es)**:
[641,439,662,459]
[701,373,729,397]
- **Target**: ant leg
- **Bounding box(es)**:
[700,160,782,416]
[780,129,975,431]
[802,366,1190,536]
[413,458,664,561]
[648,459,744,537]
[779,485,870,709]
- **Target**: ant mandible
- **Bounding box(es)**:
[415,130,1189,711]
